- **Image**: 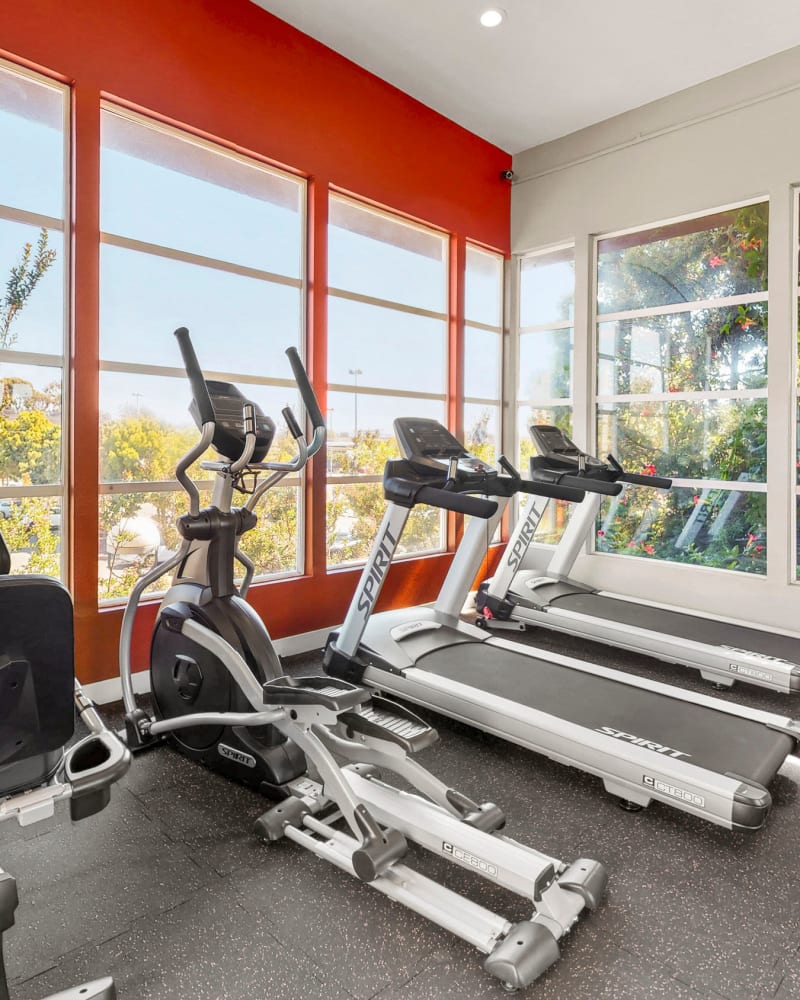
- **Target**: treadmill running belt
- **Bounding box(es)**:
[551,592,800,665]
[415,642,794,786]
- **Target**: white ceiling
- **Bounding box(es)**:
[250,0,800,154]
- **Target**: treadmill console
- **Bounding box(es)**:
[529,425,606,472]
[393,418,496,485]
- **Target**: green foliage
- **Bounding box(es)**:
[0,498,60,578]
[0,409,60,485]
[0,229,56,350]
[591,205,772,575]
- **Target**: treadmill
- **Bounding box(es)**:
[324,417,800,832]
[477,425,800,695]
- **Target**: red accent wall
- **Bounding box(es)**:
[2,0,511,685]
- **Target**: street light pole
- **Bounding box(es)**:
[348,368,363,436]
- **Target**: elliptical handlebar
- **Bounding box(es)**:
[170,329,327,502]
[285,346,326,459]
[175,327,215,426]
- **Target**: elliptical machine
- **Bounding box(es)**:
[118,328,607,992]
[119,327,324,792]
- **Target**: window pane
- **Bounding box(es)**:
[597,304,767,396]
[597,484,766,575]
[519,328,572,402]
[464,403,500,465]
[329,197,446,311]
[100,244,301,370]
[598,204,769,314]
[597,398,767,482]
[99,482,300,603]
[520,252,574,328]
[0,221,64,355]
[326,391,445,471]
[465,245,502,326]
[464,327,501,401]
[100,371,302,483]
[101,110,304,276]
[0,67,64,218]
[0,364,62,486]
[0,496,61,577]
[327,482,443,567]
[328,297,446,395]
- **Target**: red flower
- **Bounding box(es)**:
[747,533,757,543]
[755,545,764,553]
[643,544,655,554]
[597,530,605,537]
[709,255,724,268]
[692,495,700,505]
[641,464,656,476]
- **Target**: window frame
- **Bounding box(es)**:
[0,58,70,580]
[97,102,309,605]
[325,191,450,569]
[591,199,770,574]
[463,241,504,462]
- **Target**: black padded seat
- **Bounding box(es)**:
[0,575,75,795]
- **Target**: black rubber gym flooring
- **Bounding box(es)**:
[4,627,800,999]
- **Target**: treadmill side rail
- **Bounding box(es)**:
[367,663,779,831]
[728,776,772,832]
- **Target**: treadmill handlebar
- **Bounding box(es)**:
[531,467,619,498]
[516,477,586,503]
[414,484,498,518]
[620,471,673,489]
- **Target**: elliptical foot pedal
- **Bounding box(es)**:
[483,921,560,990]
[340,695,438,753]
[262,675,368,713]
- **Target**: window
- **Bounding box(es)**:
[464,244,503,463]
[517,246,575,542]
[99,107,305,602]
[0,62,67,578]
[326,195,448,567]
[595,204,769,574]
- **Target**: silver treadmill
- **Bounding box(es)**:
[324,418,800,832]
[477,425,800,695]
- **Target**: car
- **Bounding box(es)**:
[0,500,12,520]
[105,513,161,568]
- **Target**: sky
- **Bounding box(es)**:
[1,100,503,441]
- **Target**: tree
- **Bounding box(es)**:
[593,204,770,574]
[0,229,56,349]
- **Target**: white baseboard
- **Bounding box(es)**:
[83,625,336,705]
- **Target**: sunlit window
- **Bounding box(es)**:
[464,244,503,463]
[595,204,769,574]
[99,106,305,603]
[326,195,448,567]
[517,246,575,543]
[0,62,67,579]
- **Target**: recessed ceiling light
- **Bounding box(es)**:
[480,8,506,27]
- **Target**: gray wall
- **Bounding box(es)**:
[510,46,800,633]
